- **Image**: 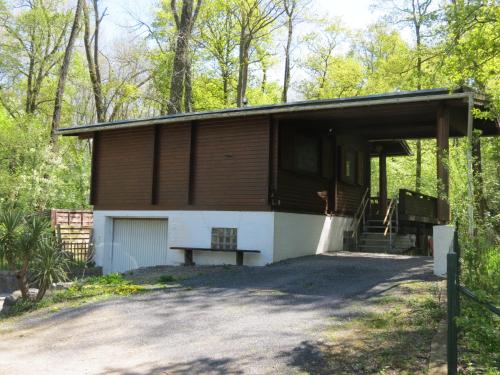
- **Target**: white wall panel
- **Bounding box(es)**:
[94,211,275,273]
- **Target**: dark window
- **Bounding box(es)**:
[293,134,320,174]
[211,228,237,249]
[341,148,356,184]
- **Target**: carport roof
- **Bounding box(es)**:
[58,87,499,139]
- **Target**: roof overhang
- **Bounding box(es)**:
[369,140,412,157]
[57,88,499,139]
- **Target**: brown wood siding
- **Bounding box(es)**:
[192,117,270,210]
[157,123,191,208]
[334,134,369,215]
[277,170,329,213]
[335,182,365,214]
[274,126,369,216]
[95,127,155,209]
[93,117,271,211]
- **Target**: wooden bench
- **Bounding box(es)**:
[170,247,261,266]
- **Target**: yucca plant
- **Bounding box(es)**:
[32,236,70,301]
[0,206,53,299]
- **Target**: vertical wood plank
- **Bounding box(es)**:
[268,117,279,208]
[437,104,450,223]
[89,132,99,205]
[151,125,161,205]
[329,131,336,214]
[188,121,197,205]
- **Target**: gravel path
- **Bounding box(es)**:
[0,252,434,375]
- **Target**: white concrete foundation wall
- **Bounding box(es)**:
[93,210,275,273]
[273,213,353,262]
[433,225,455,277]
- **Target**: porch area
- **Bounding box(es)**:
[271,88,497,255]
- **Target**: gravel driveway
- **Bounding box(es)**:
[0,252,434,375]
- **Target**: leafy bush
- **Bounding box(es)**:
[0,207,54,299]
[457,216,500,373]
[31,236,70,301]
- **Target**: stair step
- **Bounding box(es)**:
[360,239,391,243]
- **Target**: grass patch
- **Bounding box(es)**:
[158,274,177,283]
[1,273,147,320]
[314,281,446,375]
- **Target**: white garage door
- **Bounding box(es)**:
[111,219,168,273]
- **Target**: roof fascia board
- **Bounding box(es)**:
[58,92,472,136]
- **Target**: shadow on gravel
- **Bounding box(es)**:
[98,357,244,375]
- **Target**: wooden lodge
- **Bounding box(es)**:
[60,88,498,273]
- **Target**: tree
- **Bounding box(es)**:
[0,208,49,299]
[353,24,414,94]
[197,0,239,106]
[167,0,202,114]
[0,0,71,115]
[83,0,105,122]
[234,0,283,107]
[374,0,440,192]
[280,0,308,102]
[298,20,363,99]
[50,0,84,144]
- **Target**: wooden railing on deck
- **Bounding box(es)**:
[398,189,438,222]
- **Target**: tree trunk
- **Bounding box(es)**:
[167,0,202,114]
[236,36,250,107]
[415,140,422,192]
[415,22,422,192]
[36,280,49,302]
[83,1,105,122]
[16,259,30,299]
[282,14,293,103]
[51,0,84,144]
[184,55,193,112]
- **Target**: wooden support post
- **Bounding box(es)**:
[184,249,194,266]
[379,152,387,215]
[437,105,450,223]
[236,251,244,266]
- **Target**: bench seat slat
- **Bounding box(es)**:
[171,247,260,253]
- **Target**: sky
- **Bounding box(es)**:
[97,0,409,101]
[100,0,388,45]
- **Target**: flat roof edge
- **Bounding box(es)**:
[58,92,472,136]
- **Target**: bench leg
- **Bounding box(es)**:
[236,251,244,266]
[184,250,194,266]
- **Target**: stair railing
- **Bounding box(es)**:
[351,188,370,250]
[383,194,399,250]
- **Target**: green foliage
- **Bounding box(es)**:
[51,274,144,302]
[31,237,70,301]
[158,274,177,283]
[1,273,145,319]
[456,181,500,373]
[0,206,54,298]
[0,108,91,210]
